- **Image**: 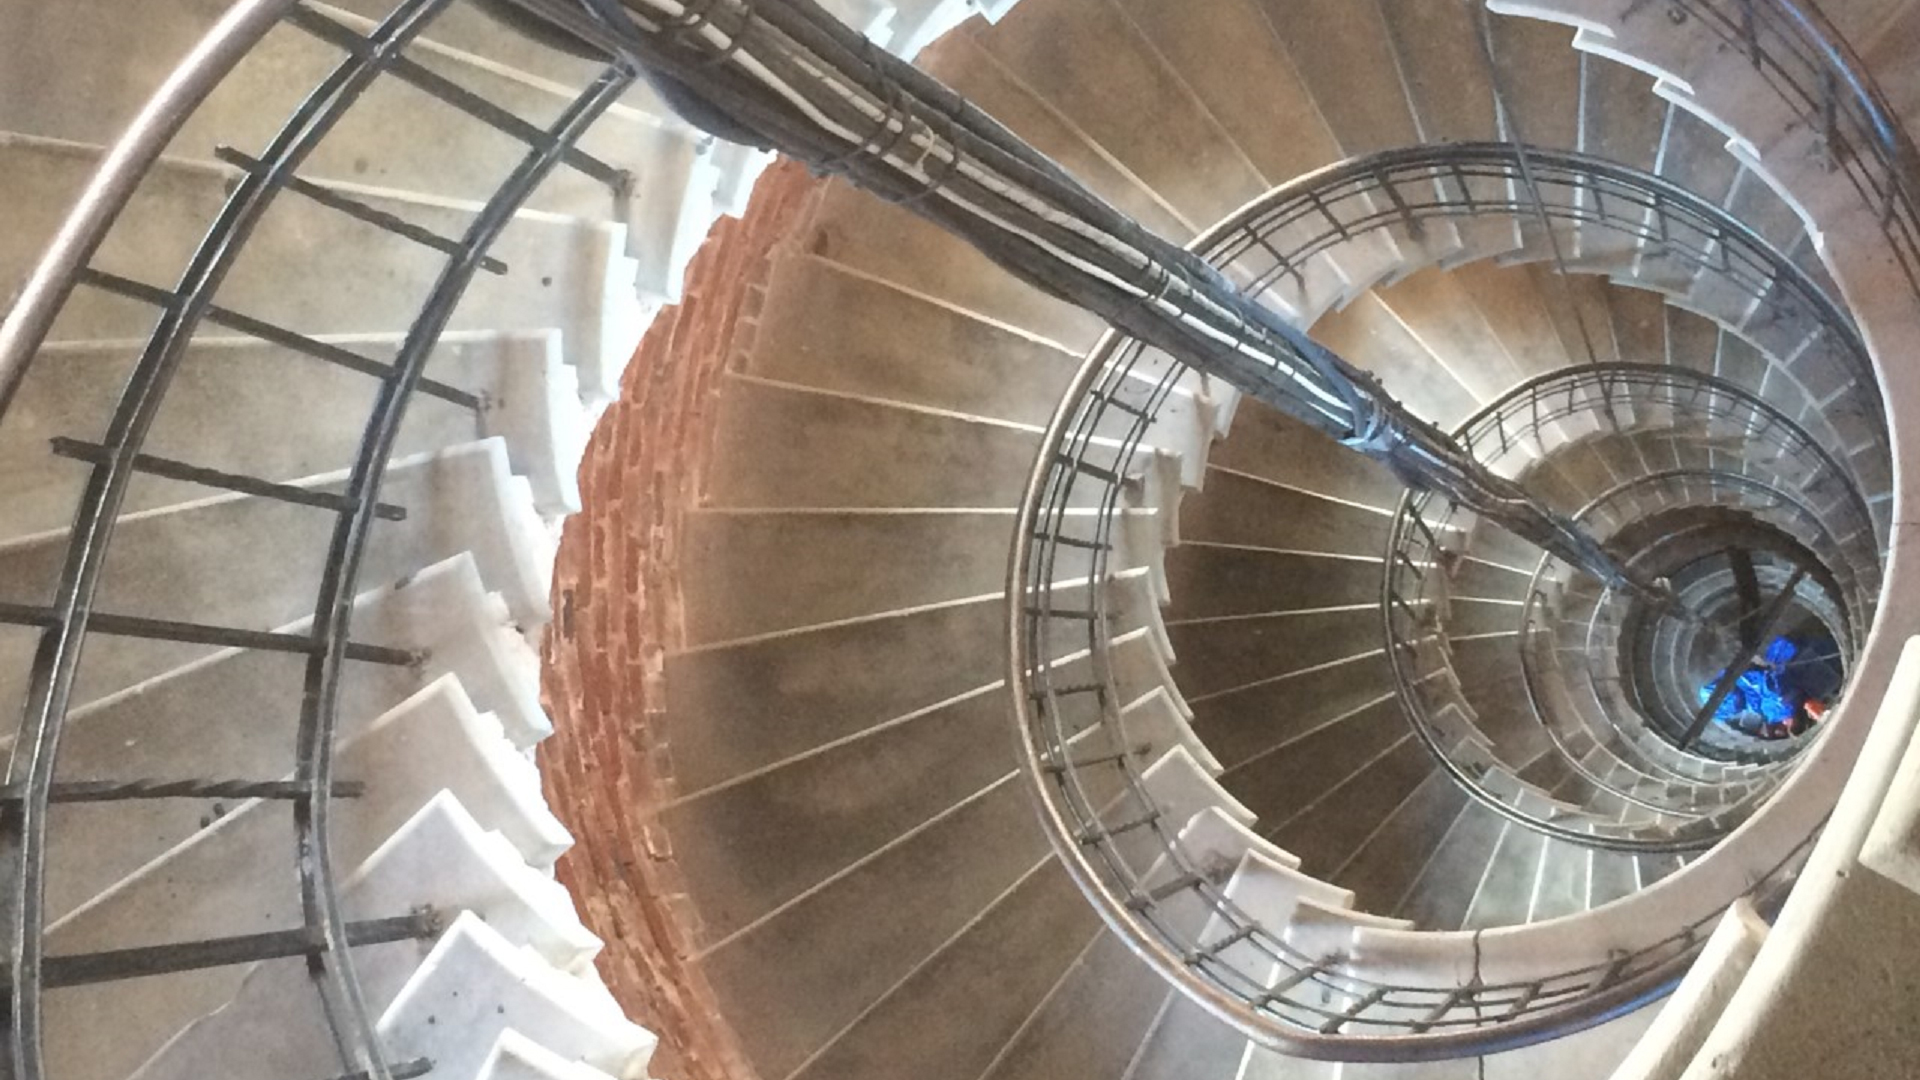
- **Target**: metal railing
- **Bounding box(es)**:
[1383,364,1876,850]
[0,3,636,1079]
[1009,139,1877,1055]
[1672,0,1920,296]
[1526,470,1855,769]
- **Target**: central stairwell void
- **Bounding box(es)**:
[6,1,1920,1080]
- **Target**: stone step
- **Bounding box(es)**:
[661,569,1154,800]
[977,929,1171,1080]
[1220,848,1357,926]
[2,330,586,541]
[1488,9,1584,150]
[975,0,1267,232]
[792,178,1107,353]
[1226,694,1414,833]
[1258,0,1423,159]
[1382,0,1502,145]
[126,793,615,1080]
[784,855,1101,1080]
[679,505,1161,646]
[2,0,759,302]
[1165,543,1385,620]
[1126,991,1253,1080]
[705,374,1078,510]
[1313,293,1485,431]
[700,775,1059,1080]
[1375,268,1534,405]
[1396,798,1510,929]
[379,913,654,1079]
[1461,818,1550,928]
[0,437,550,718]
[36,553,542,921]
[922,28,1193,242]
[656,624,1182,954]
[43,673,574,1080]
[1188,648,1399,777]
[1340,768,1473,915]
[1266,737,1439,880]
[0,136,646,407]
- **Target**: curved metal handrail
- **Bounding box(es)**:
[1009,141,1872,1057]
[1529,469,1855,785]
[0,6,304,1074]
[1383,363,1876,852]
[0,4,635,1079]
[1675,0,1920,297]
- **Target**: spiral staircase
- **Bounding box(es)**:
[6,1,1920,1080]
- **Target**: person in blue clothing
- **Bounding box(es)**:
[1699,636,1818,740]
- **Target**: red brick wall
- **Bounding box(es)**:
[538,158,824,1080]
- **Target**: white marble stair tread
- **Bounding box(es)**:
[4,0,728,296]
[0,437,551,720]
[1098,745,1254,877]
[1087,382,1216,491]
[298,0,724,299]
[1132,442,1192,553]
[1106,625,1180,703]
[128,793,605,1080]
[343,674,573,866]
[69,550,541,751]
[137,917,654,1080]
[348,791,600,972]
[38,555,544,922]
[43,673,574,1080]
[0,329,586,538]
[1341,926,1479,991]
[1483,1,1630,42]
[709,141,777,218]
[1250,256,1351,331]
[1140,745,1256,834]
[1447,737,1503,776]
[1,0,618,211]
[1178,806,1303,878]
[1283,895,1417,963]
[1509,784,1590,824]
[1332,231,1420,304]
[49,674,571,941]
[1121,486,1175,607]
[1220,850,1356,928]
[1376,215,1470,285]
[381,912,656,1080]
[1430,702,1498,753]
[478,1029,626,1080]
[50,671,570,955]
[1,137,645,407]
[1123,686,1221,781]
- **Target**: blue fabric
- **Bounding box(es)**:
[1699,635,1805,727]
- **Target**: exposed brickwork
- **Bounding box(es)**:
[538,158,824,1080]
